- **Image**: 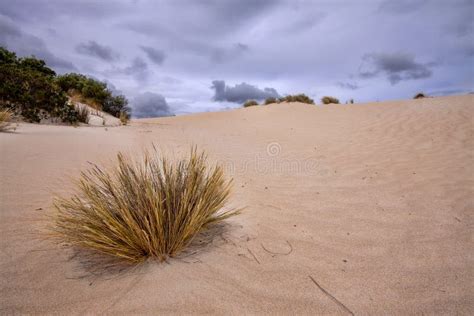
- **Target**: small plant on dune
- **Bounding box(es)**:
[51,147,238,263]
[279,94,314,104]
[76,105,89,124]
[264,97,278,105]
[0,108,15,132]
[321,96,340,104]
[119,111,129,125]
[413,92,426,99]
[243,100,259,107]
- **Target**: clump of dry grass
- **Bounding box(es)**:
[51,147,238,263]
[76,105,89,123]
[0,108,15,132]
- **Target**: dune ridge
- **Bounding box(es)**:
[0,95,473,314]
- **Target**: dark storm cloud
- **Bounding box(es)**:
[76,41,118,61]
[359,53,433,85]
[211,80,280,103]
[140,46,165,65]
[0,14,75,71]
[336,82,359,90]
[132,92,173,118]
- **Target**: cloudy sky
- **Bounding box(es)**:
[1,0,473,117]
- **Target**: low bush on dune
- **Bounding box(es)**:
[0,108,14,132]
[56,73,131,120]
[51,147,238,263]
[0,47,131,124]
[264,97,278,105]
[413,92,426,99]
[321,96,340,104]
[243,100,259,107]
[279,94,314,104]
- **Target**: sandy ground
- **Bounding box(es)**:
[1,95,473,315]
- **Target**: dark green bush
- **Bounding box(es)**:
[264,97,278,105]
[413,92,426,99]
[243,100,259,107]
[0,49,71,123]
[56,73,130,118]
[279,94,314,104]
[321,96,340,104]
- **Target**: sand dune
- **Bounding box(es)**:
[1,95,473,314]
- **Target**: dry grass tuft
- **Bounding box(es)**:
[51,147,238,263]
[0,108,15,132]
[76,105,89,123]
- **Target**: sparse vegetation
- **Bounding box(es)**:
[56,73,131,119]
[119,111,129,125]
[51,147,238,263]
[264,97,278,105]
[279,94,314,104]
[414,92,426,99]
[0,108,14,132]
[321,96,340,104]
[0,47,131,124]
[243,100,259,107]
[76,105,89,124]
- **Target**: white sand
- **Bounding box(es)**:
[1,95,473,314]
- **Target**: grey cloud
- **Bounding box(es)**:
[211,43,249,63]
[0,15,75,71]
[132,92,173,118]
[76,41,118,61]
[123,57,149,81]
[336,81,359,90]
[359,53,433,85]
[211,80,280,103]
[378,0,428,14]
[140,46,165,65]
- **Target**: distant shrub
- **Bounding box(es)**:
[413,92,426,99]
[279,94,314,104]
[347,99,354,104]
[51,147,238,263]
[0,108,14,132]
[321,96,340,104]
[264,97,278,105]
[56,73,131,118]
[243,100,259,107]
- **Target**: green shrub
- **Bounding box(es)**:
[413,92,426,99]
[56,73,131,118]
[0,49,71,123]
[321,96,340,104]
[264,97,278,105]
[279,94,314,104]
[51,147,238,263]
[243,100,259,107]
